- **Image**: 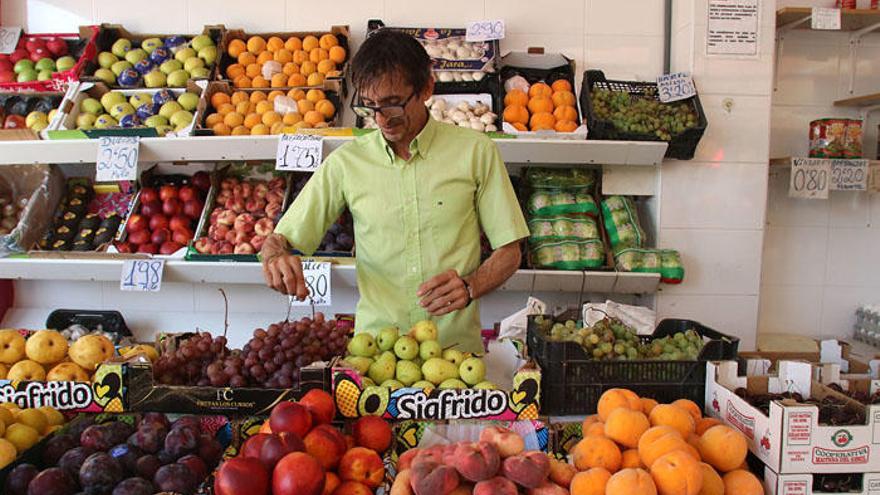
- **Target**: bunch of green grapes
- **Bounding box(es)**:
[548,319,581,343]
[590,88,698,141]
[578,317,641,361]
[645,329,704,360]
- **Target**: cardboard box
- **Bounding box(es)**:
[332,338,542,420]
[0,26,100,93]
[705,360,880,474]
[764,467,880,495]
[0,91,64,140]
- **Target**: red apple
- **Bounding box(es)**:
[194,237,214,254]
[183,199,204,219]
[192,171,211,192]
[172,228,193,245]
[159,185,178,202]
[254,218,274,237]
[151,228,170,246]
[140,201,162,218]
[9,48,29,64]
[29,48,49,62]
[127,214,148,232]
[178,185,197,202]
[140,187,159,204]
[162,198,181,217]
[269,402,312,438]
[215,457,269,495]
[159,241,183,255]
[45,37,68,57]
[241,434,273,461]
[149,214,169,231]
[272,452,324,495]
[137,243,158,254]
[116,242,132,253]
[169,215,191,233]
[25,38,46,53]
[128,229,150,245]
[0,71,15,83]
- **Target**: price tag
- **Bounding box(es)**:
[812,8,841,30]
[289,261,331,306]
[830,159,868,191]
[0,27,21,55]
[789,157,830,199]
[120,259,165,292]
[276,134,323,172]
[868,163,880,193]
[657,72,697,103]
[465,20,505,42]
[96,137,139,182]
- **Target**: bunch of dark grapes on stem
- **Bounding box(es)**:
[152,332,232,386]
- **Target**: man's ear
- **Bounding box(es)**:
[420,75,435,102]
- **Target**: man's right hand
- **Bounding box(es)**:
[261,233,309,300]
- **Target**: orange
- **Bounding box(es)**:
[722,470,763,495]
[583,415,601,427]
[216,102,235,115]
[503,104,529,125]
[288,73,307,87]
[551,79,573,92]
[283,112,303,125]
[584,422,606,438]
[317,59,336,75]
[243,113,262,129]
[288,89,306,101]
[572,435,622,472]
[231,125,249,135]
[504,89,529,107]
[247,36,267,54]
[650,450,703,495]
[302,35,319,52]
[307,72,324,87]
[605,408,651,449]
[285,37,303,52]
[255,101,274,114]
[238,51,256,66]
[268,90,285,102]
[274,48,293,64]
[297,99,315,114]
[224,112,244,128]
[309,48,328,63]
[271,73,288,88]
[650,405,696,438]
[695,418,721,436]
[641,398,659,416]
[638,426,691,469]
[529,111,556,131]
[622,449,645,469]
[300,61,317,76]
[262,111,282,126]
[227,39,247,58]
[306,89,326,103]
[698,463,724,495]
[235,101,251,115]
[319,34,339,50]
[250,91,268,103]
[266,36,284,53]
[512,122,527,131]
[283,62,300,76]
[315,100,335,119]
[231,91,249,105]
[552,90,576,107]
[304,110,324,126]
[234,75,253,88]
[257,51,274,65]
[205,113,224,128]
[598,389,642,421]
[529,82,553,98]
[212,122,231,136]
[251,123,270,135]
[226,63,245,80]
[672,400,703,422]
[528,97,554,114]
[245,63,261,78]
[553,105,578,122]
[570,467,611,495]
[252,76,270,88]
[698,425,747,473]
[328,46,346,64]
[293,49,309,64]
[606,468,658,495]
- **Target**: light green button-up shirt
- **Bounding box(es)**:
[275,117,528,353]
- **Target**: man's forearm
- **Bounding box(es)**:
[464,241,522,300]
[260,233,292,261]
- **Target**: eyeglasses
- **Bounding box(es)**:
[351,91,417,119]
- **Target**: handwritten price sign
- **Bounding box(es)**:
[276,134,323,172]
[0,27,22,55]
[96,137,139,182]
[120,259,165,292]
[789,158,830,199]
[466,20,505,42]
[657,72,697,103]
[289,261,331,306]
[830,159,868,191]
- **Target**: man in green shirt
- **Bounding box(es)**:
[261,29,528,354]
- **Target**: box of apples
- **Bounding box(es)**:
[0,25,100,92]
[113,166,213,257]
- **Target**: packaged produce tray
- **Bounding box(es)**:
[45,308,132,336]
[0,26,100,92]
[527,315,739,415]
[581,69,707,160]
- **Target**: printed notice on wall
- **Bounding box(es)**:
[707,0,759,56]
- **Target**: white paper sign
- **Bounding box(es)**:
[289,261,331,306]
[789,157,830,199]
[120,259,165,292]
[812,8,842,30]
[276,134,323,172]
[830,159,868,191]
[657,72,697,103]
[0,27,22,55]
[96,137,139,182]
[707,0,759,56]
[466,20,505,42]
[868,162,880,193]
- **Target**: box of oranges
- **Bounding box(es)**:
[219,26,350,95]
[195,79,342,136]
[500,50,587,139]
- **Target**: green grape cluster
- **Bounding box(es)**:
[642,330,704,360]
[590,88,698,141]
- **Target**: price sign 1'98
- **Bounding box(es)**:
[120,259,165,292]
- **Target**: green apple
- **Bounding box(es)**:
[442,349,465,366]
[94,114,118,129]
[37,70,53,81]
[393,336,419,361]
[124,48,147,65]
[396,360,422,386]
[143,70,166,88]
[17,69,38,82]
[80,97,103,115]
[100,92,126,112]
[166,69,188,87]
[176,92,199,112]
[473,381,497,390]
[111,60,133,77]
[439,378,467,389]
[412,380,434,389]
[376,327,399,352]
[419,340,442,361]
[189,67,210,79]
[174,47,197,63]
[143,114,169,128]
[110,102,135,120]
[459,357,486,385]
[111,38,132,58]
[34,58,55,72]
[129,93,151,109]
[347,333,378,358]
[141,37,162,53]
[97,51,118,69]
[76,113,97,129]
[381,379,404,391]
[25,111,47,128]
[368,358,395,384]
[198,45,217,66]
[158,101,183,119]
[170,110,193,128]
[159,59,182,75]
[191,34,214,52]
[410,320,438,343]
[183,57,204,73]
[94,68,116,85]
[421,357,459,385]
[13,59,34,74]
[56,56,75,72]
[342,355,373,375]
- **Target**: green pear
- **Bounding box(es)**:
[459,357,486,385]
[159,101,183,120]
[100,92,126,112]
[410,320,438,343]
[94,68,116,85]
[412,380,434,389]
[343,356,373,375]
[154,124,174,136]
[111,38,132,58]
[110,60,132,77]
[368,358,395,384]
[56,55,76,72]
[143,70,167,88]
[159,59,182,75]
[439,378,467,389]
[347,333,378,358]
[169,110,193,128]
[124,48,147,65]
[396,360,422,386]
[198,45,218,66]
[94,114,118,129]
[376,327,399,351]
[422,357,459,385]
[473,381,497,390]
[393,336,419,361]
[129,93,152,109]
[143,115,169,128]
[166,69,189,87]
[176,92,199,112]
[109,102,135,120]
[191,34,215,51]
[80,97,103,115]
[189,67,211,79]
[442,349,465,366]
[174,47,197,63]
[361,377,375,387]
[25,112,47,128]
[419,340,442,361]
[97,51,118,69]
[76,113,97,129]
[376,350,396,364]
[141,37,163,53]
[381,379,404,391]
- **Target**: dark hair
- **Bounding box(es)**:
[351,29,432,94]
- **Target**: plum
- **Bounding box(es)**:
[43,434,77,466]
[80,425,114,452]
[154,463,198,495]
[127,424,164,454]
[79,452,123,493]
[66,417,95,441]
[178,454,208,480]
[197,434,223,466]
[164,425,199,459]
[109,443,142,474]
[105,421,135,445]
[4,463,38,495]
[111,477,154,495]
[139,413,169,432]
[171,416,200,431]
[26,467,75,495]
[134,455,161,480]
[58,447,93,479]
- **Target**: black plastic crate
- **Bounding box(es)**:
[527,315,739,415]
[45,309,132,336]
[580,70,708,160]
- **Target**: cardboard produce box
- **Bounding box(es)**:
[705,360,880,474]
[0,91,64,140]
[764,467,880,495]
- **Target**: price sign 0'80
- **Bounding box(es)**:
[290,261,331,306]
[120,259,165,292]
[96,136,139,182]
[789,158,830,199]
[276,134,323,172]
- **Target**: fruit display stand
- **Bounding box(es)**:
[0,26,100,92]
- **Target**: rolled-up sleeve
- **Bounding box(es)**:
[474,139,529,249]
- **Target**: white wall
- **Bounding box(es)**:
[760,0,880,341]
[0,0,777,350]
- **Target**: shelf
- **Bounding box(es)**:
[0,135,668,167]
[777,7,880,31]
[0,257,660,294]
[834,92,880,107]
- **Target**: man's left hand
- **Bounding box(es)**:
[417,269,470,316]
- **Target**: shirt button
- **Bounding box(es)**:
[411,267,417,273]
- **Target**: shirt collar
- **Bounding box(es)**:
[379,113,438,164]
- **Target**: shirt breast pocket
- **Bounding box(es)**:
[427,178,477,239]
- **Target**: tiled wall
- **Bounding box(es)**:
[760,0,880,340]
[0,0,778,349]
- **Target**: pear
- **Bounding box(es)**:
[412,380,434,389]
[474,381,497,390]
[396,360,422,386]
[347,333,378,358]
[381,379,404,391]
[459,357,486,385]
[393,336,419,360]
[422,357,459,385]
[419,340,442,361]
[368,357,395,384]
[343,356,373,375]
[439,378,467,389]
[377,326,399,351]
[377,350,396,364]
[442,349,465,366]
[409,320,438,343]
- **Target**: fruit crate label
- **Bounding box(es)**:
[812,8,841,30]
[276,134,323,172]
[0,27,22,54]
[657,72,697,103]
[96,136,139,182]
[830,159,868,191]
[289,261,331,306]
[120,259,165,292]
[466,20,505,42]
[789,157,830,199]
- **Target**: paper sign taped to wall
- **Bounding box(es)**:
[707,0,759,56]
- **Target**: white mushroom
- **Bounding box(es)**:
[424,96,434,107]
[485,124,497,132]
[431,98,448,112]
[472,71,485,81]
[437,71,453,83]
[461,72,474,82]
[479,113,496,125]
[430,109,444,121]
[425,45,442,58]
[447,40,461,51]
[473,103,489,116]
[456,101,470,112]
[458,120,470,128]
[470,121,485,131]
[456,46,471,59]
[443,118,455,125]
[450,110,468,123]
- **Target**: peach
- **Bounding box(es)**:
[323,472,341,495]
[390,469,414,495]
[352,416,392,453]
[398,448,421,471]
[450,484,474,495]
[412,445,444,467]
[570,467,612,495]
[300,389,336,425]
[338,447,385,488]
[548,457,577,486]
[452,441,501,482]
[528,480,570,495]
[305,424,348,469]
[479,426,525,458]
[273,452,325,495]
[502,451,551,489]
[410,461,460,495]
[474,476,518,495]
[332,481,372,495]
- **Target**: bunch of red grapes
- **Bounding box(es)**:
[152,332,232,386]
